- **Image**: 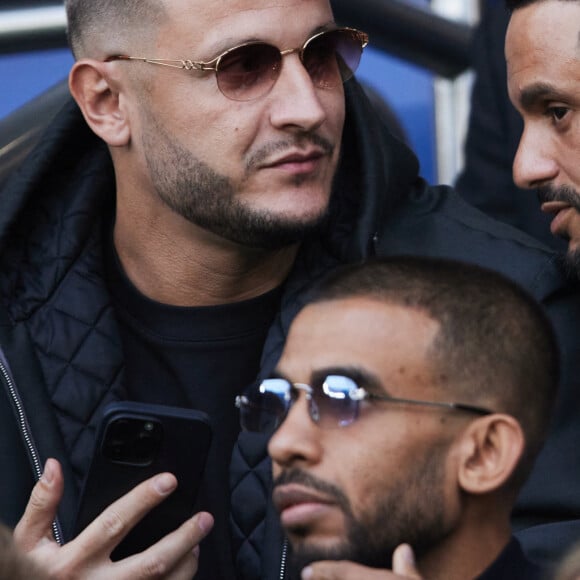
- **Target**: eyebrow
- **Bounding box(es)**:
[273,365,387,396]
[519,82,563,110]
[207,20,338,58]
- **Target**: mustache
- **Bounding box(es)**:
[273,468,351,510]
[245,133,334,170]
[537,185,580,212]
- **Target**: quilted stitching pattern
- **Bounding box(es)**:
[20,222,125,486]
[0,126,124,488]
[230,432,271,580]
[27,263,125,486]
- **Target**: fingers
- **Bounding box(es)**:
[69,473,180,560]
[301,550,423,580]
[392,544,422,578]
[116,511,214,579]
[13,458,64,552]
[301,560,400,579]
[13,469,215,580]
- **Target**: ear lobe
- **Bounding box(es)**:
[457,414,525,495]
[69,59,131,147]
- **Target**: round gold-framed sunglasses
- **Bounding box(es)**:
[105,27,368,101]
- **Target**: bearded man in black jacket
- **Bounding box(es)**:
[253,257,557,580]
[2,0,580,578]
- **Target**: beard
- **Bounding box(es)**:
[275,445,451,580]
[139,109,335,250]
[537,185,580,280]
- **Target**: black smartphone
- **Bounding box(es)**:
[74,401,212,560]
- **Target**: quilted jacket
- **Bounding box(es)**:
[1,80,580,579]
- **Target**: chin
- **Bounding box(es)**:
[258,188,332,221]
[286,537,352,579]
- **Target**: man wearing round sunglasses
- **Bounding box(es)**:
[2,0,580,578]
[254,257,558,580]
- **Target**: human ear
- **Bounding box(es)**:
[69,59,131,147]
[456,414,525,494]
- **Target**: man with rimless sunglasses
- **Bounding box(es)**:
[244,257,557,580]
[2,0,580,578]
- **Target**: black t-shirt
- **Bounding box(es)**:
[477,537,547,580]
[106,243,282,579]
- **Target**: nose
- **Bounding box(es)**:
[268,392,323,468]
[513,125,559,189]
[268,53,328,132]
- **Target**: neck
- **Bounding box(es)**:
[417,506,512,580]
[114,196,299,307]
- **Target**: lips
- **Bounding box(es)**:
[264,148,326,169]
[272,484,333,512]
[272,483,336,529]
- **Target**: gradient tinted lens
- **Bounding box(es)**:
[303,29,365,88]
[239,378,293,433]
[216,29,365,101]
[312,375,360,428]
[239,375,361,432]
[216,43,281,101]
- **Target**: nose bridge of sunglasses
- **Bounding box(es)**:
[290,385,320,424]
[283,383,314,416]
[279,46,301,58]
[275,46,317,84]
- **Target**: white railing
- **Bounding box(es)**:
[0,5,67,53]
[431,0,479,185]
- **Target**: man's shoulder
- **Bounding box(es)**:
[375,183,568,299]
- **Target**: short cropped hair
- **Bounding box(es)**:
[308,257,559,490]
[65,0,167,58]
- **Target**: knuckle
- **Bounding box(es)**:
[182,518,203,546]
[98,509,126,539]
[174,552,199,578]
[136,555,168,578]
[28,485,49,511]
[47,561,79,580]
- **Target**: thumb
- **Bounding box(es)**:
[392,544,422,578]
[13,458,64,551]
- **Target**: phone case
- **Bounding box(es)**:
[74,401,212,559]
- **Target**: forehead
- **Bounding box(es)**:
[279,297,439,388]
[505,1,580,104]
[158,0,335,51]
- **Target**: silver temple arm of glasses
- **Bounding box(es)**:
[363,391,493,416]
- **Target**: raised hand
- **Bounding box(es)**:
[14,458,213,579]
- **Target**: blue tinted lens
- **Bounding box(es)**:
[240,375,361,432]
[239,378,292,433]
[315,375,360,427]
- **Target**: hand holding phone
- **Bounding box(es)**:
[14,458,214,579]
[74,402,212,559]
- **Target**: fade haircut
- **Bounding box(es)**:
[308,256,559,491]
[65,0,167,59]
